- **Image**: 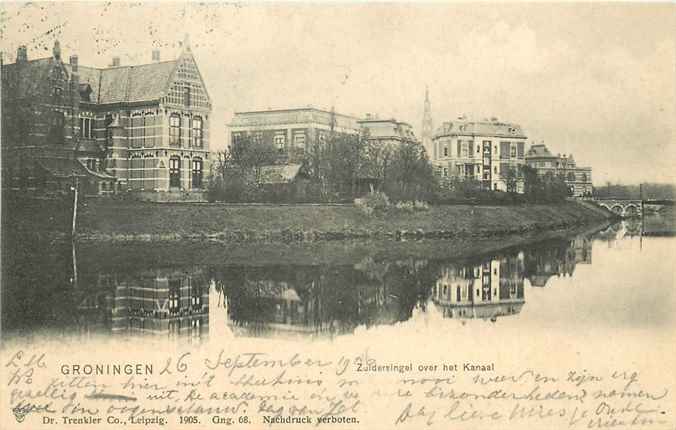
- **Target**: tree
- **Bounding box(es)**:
[230,135,278,183]
[384,141,436,201]
[503,166,519,193]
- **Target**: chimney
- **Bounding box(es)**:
[152,50,160,62]
[111,56,120,67]
[16,45,28,63]
[52,40,61,60]
[69,55,78,73]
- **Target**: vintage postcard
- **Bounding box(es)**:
[1,2,674,430]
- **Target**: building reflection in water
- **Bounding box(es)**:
[433,252,525,321]
[4,229,600,341]
[524,236,592,288]
[75,268,209,342]
[211,260,434,339]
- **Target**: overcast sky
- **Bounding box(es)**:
[2,2,674,185]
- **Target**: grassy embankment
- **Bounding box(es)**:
[70,199,613,242]
[4,196,615,242]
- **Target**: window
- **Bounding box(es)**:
[253,132,263,144]
[494,167,498,174]
[191,158,203,189]
[169,156,181,188]
[169,280,180,315]
[443,146,448,157]
[461,142,469,158]
[184,86,191,107]
[50,111,65,143]
[510,144,517,158]
[53,87,63,97]
[581,173,588,182]
[79,117,93,139]
[274,133,286,152]
[567,172,575,182]
[293,132,306,148]
[169,114,181,146]
[131,113,144,148]
[191,285,202,309]
[443,167,448,177]
[86,159,97,171]
[192,117,203,147]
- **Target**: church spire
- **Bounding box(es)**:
[421,85,434,159]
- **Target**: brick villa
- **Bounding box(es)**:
[1,39,211,200]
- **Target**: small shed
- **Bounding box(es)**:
[257,163,311,202]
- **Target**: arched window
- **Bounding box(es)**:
[192,158,203,189]
[169,114,181,146]
[50,111,65,143]
[169,156,181,188]
[192,117,203,147]
[567,172,575,182]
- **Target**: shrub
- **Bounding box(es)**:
[355,191,390,216]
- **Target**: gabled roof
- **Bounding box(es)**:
[1,58,67,98]
[67,60,178,105]
[4,49,208,106]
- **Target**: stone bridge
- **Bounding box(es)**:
[593,199,642,218]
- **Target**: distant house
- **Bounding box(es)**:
[229,107,361,164]
[358,116,419,147]
[525,144,593,197]
[1,38,211,200]
[431,117,527,193]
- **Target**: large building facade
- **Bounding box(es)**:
[431,118,527,192]
[1,40,211,199]
[229,107,361,163]
[229,108,420,164]
[525,144,593,197]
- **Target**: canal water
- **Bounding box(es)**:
[1,218,674,345]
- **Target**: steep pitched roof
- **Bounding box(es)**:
[35,158,116,180]
[1,58,65,98]
[67,60,178,104]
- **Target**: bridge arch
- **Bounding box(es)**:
[623,204,640,218]
[610,205,624,215]
[594,200,642,218]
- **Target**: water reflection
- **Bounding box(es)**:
[75,269,209,341]
[434,253,525,321]
[524,235,592,288]
[2,220,661,343]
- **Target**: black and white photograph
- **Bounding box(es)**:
[1,2,674,429]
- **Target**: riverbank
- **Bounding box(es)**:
[73,222,610,272]
[12,198,615,242]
